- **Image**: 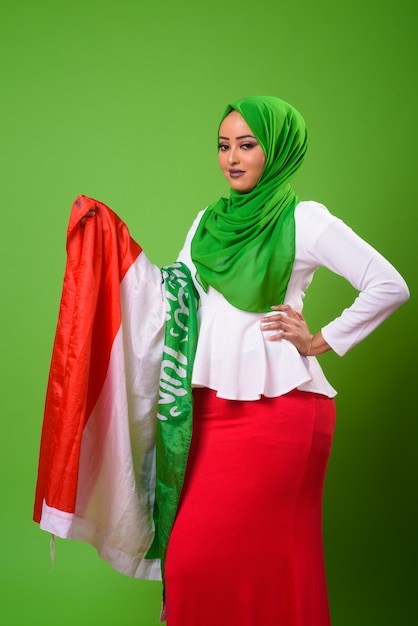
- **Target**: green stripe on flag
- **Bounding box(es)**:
[145,262,199,583]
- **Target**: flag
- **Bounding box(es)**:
[33,195,165,580]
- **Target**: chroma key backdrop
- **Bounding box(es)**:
[0,1,416,625]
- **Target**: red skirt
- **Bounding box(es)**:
[164,388,336,626]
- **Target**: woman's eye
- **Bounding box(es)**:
[241,143,256,150]
[218,144,229,152]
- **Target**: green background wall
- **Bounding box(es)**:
[1,1,416,624]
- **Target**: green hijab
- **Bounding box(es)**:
[191,95,308,313]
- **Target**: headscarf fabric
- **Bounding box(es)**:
[191,96,308,313]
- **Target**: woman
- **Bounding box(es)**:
[162,96,409,625]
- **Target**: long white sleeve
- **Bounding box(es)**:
[295,203,410,356]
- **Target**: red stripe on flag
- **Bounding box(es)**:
[34,196,142,521]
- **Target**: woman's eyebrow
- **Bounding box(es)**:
[219,134,257,140]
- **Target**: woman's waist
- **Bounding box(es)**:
[191,339,337,401]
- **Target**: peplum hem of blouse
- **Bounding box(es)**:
[190,288,337,401]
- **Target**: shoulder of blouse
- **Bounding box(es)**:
[293,200,341,260]
[176,208,207,265]
[294,200,339,232]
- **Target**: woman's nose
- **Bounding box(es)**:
[228,146,239,164]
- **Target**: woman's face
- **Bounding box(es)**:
[218,111,266,193]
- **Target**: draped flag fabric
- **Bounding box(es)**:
[33,195,166,580]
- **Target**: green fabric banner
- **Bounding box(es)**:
[145,262,199,583]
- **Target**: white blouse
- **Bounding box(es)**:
[177,201,409,400]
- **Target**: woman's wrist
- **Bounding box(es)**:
[305,332,331,357]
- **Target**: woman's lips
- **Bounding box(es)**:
[229,169,245,178]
